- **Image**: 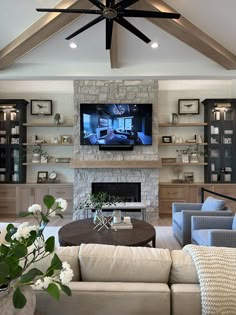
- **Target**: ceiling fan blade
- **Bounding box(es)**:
[119,10,180,19]
[115,17,150,43]
[106,19,114,50]
[66,15,105,40]
[115,0,140,9]
[36,8,102,14]
[88,0,104,10]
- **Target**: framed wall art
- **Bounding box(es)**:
[31,100,52,115]
[178,99,200,115]
[37,171,48,183]
[162,136,172,143]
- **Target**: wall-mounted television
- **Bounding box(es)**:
[80,103,152,146]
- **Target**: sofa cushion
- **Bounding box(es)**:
[173,212,182,229]
[170,250,199,284]
[201,196,225,211]
[79,243,171,283]
[232,215,236,230]
[31,246,80,281]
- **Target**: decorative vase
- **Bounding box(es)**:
[93,209,103,225]
[0,285,36,315]
[32,153,41,163]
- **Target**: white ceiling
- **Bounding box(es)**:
[1,0,236,80]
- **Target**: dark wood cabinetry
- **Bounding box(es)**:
[0,99,28,183]
[202,98,236,183]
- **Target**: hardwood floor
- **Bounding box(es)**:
[0,215,181,250]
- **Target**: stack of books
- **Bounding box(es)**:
[111,221,133,230]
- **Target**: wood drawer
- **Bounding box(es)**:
[159,200,185,215]
[213,185,236,198]
[0,200,16,215]
[0,186,16,199]
[48,186,73,200]
[159,186,186,200]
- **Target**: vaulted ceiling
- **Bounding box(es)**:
[1,0,236,79]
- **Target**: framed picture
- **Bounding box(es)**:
[37,171,48,183]
[61,135,71,143]
[178,99,200,115]
[184,172,194,182]
[31,100,52,115]
[162,136,172,143]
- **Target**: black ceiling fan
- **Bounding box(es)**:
[36,0,180,50]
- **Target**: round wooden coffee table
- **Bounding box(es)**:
[58,218,156,247]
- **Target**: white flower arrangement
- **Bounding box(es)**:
[0,195,73,309]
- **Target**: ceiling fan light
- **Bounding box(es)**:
[151,42,159,49]
[69,41,77,49]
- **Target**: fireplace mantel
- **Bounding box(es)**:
[70,160,162,169]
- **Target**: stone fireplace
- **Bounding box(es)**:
[73,80,159,221]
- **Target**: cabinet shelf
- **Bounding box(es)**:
[162,162,207,166]
[159,123,208,127]
[23,123,73,127]
[159,142,208,146]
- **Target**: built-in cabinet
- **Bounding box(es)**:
[0,184,73,216]
[0,99,28,183]
[159,183,235,215]
[202,99,236,183]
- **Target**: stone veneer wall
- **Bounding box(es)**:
[73,80,159,221]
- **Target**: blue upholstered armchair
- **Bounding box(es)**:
[172,199,233,246]
[191,216,236,247]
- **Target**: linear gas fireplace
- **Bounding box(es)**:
[92,182,141,202]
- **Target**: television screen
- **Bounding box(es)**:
[80,103,152,145]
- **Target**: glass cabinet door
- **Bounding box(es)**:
[0,100,27,183]
[203,99,236,183]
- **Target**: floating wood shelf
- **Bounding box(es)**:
[159,142,208,146]
[23,162,70,166]
[23,143,73,146]
[23,123,73,127]
[162,162,207,166]
[70,160,162,169]
[159,123,207,127]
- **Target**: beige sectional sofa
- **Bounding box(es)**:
[34,244,201,315]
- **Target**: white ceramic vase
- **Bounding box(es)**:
[0,286,36,315]
[32,153,41,163]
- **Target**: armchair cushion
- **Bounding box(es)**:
[173,212,182,229]
[201,196,225,211]
[232,215,236,230]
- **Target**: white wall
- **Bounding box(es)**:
[0,81,74,183]
[158,80,233,182]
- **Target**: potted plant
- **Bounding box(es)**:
[30,145,52,163]
[75,192,123,225]
[0,195,73,312]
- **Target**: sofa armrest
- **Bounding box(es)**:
[172,203,202,214]
[191,216,233,230]
[210,230,236,247]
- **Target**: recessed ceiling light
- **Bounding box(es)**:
[69,41,77,49]
[151,42,159,49]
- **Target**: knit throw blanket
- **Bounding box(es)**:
[184,244,236,315]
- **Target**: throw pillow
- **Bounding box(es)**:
[201,196,225,211]
[232,215,236,230]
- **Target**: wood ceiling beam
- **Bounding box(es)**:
[109,23,119,69]
[0,0,92,70]
[137,0,236,70]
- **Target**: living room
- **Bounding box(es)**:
[1,1,236,314]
